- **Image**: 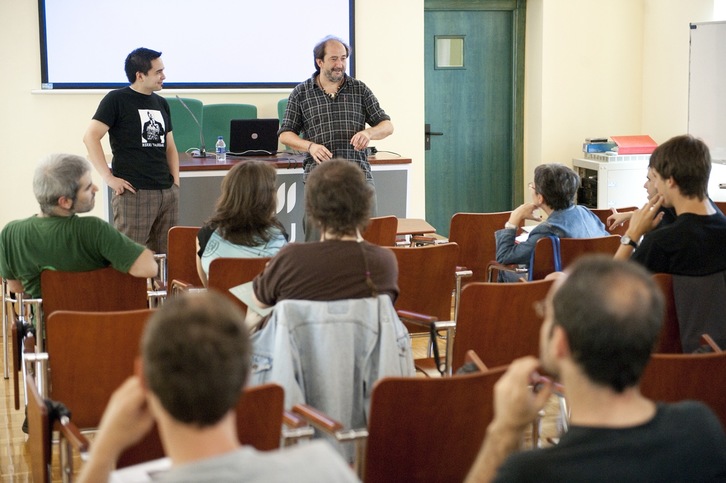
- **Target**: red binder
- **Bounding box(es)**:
[611,135,658,155]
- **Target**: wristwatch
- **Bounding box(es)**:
[504,222,518,230]
[620,234,638,249]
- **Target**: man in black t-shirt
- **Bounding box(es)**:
[83,47,179,255]
[465,256,726,482]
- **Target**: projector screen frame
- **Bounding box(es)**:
[37,0,355,90]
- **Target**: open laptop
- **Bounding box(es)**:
[228,118,279,156]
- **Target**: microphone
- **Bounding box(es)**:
[175,95,208,158]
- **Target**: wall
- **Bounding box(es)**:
[0,1,721,229]
[523,0,715,188]
[0,1,424,227]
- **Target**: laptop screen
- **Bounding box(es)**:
[228,119,279,156]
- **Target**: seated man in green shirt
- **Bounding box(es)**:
[0,153,158,299]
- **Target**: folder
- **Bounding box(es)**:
[611,135,658,155]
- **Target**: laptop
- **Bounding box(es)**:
[228,118,279,156]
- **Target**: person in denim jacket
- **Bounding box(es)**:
[495,163,608,282]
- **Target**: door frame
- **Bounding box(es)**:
[424,0,526,205]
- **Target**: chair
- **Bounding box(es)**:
[362,215,398,246]
[165,97,204,153]
[115,382,286,469]
[651,270,726,353]
[489,235,621,282]
[44,309,155,430]
[293,350,506,481]
[249,295,415,461]
[206,257,270,312]
[416,280,553,375]
[201,103,257,150]
[277,98,288,123]
[42,309,160,469]
[25,370,88,483]
[390,243,459,324]
[167,226,203,291]
[448,211,512,284]
[589,206,636,236]
[652,273,683,353]
[714,200,726,214]
[557,235,621,268]
[8,268,149,409]
[640,351,726,429]
[40,267,149,319]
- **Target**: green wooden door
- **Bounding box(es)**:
[424,0,525,237]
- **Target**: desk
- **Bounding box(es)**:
[397,218,436,236]
[104,153,411,243]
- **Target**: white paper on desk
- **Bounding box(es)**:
[229,281,273,317]
[515,225,535,243]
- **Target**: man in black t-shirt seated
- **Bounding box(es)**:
[465,256,726,483]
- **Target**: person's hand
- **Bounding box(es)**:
[508,203,542,227]
[91,376,154,459]
[490,356,552,433]
[106,175,136,195]
[308,143,333,164]
[606,208,634,232]
[627,195,665,240]
[350,130,371,151]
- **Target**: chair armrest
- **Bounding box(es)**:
[169,279,206,297]
[486,260,527,282]
[282,410,315,445]
[292,404,369,442]
[59,416,90,456]
[700,333,722,352]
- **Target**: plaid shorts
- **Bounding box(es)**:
[111,185,179,255]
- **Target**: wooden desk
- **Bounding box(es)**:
[397,218,436,236]
[105,153,411,243]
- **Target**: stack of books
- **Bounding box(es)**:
[582,137,616,154]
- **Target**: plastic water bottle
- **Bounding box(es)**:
[215,136,226,163]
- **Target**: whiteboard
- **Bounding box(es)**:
[689,21,726,163]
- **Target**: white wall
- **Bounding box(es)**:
[0,1,424,227]
[0,0,721,229]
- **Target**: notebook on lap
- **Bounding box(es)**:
[228,118,279,156]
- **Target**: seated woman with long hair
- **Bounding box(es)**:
[251,159,398,308]
[196,161,288,286]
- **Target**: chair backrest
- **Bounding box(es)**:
[390,243,459,324]
[671,270,726,353]
[529,235,621,281]
[452,280,553,369]
[117,383,285,468]
[45,309,154,429]
[362,216,398,246]
[26,373,51,483]
[364,364,506,483]
[277,98,288,122]
[448,211,511,284]
[714,200,726,214]
[558,235,621,268]
[207,257,270,311]
[202,103,258,149]
[167,225,202,288]
[589,206,636,236]
[640,351,726,430]
[40,267,148,317]
[652,273,683,353]
[165,96,204,152]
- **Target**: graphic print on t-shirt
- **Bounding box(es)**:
[139,109,166,147]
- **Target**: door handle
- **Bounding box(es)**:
[425,123,444,150]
